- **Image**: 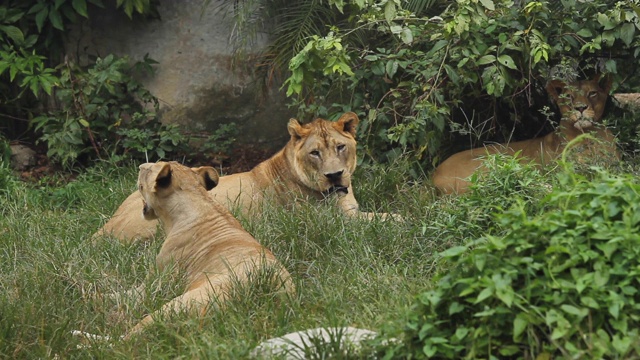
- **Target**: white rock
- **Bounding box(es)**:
[251,327,379,359]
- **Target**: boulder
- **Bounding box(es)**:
[9,144,36,171]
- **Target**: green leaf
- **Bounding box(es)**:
[72,0,89,18]
[400,28,413,45]
[513,314,528,341]
[476,55,496,66]
[386,60,398,78]
[611,334,632,354]
[0,61,9,77]
[29,77,41,97]
[609,301,620,319]
[479,0,495,11]
[620,23,635,46]
[0,25,24,43]
[389,25,402,34]
[384,1,396,23]
[454,327,469,341]
[49,9,64,30]
[497,54,517,70]
[580,296,599,309]
[576,28,592,37]
[475,286,493,304]
[9,64,18,82]
[427,40,448,56]
[561,304,588,318]
[79,119,90,127]
[439,246,467,258]
[448,301,464,315]
[88,0,105,7]
[35,8,49,33]
[551,326,568,340]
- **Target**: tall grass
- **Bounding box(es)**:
[0,155,631,358]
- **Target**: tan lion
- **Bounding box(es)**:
[432,74,617,194]
[94,112,397,243]
[108,161,293,340]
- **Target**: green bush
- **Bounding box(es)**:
[282,0,640,168]
[398,167,640,359]
[0,1,163,167]
[31,54,192,166]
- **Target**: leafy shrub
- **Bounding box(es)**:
[30,54,189,166]
[0,136,17,192]
[197,122,239,158]
[398,168,640,359]
[281,0,640,168]
[0,0,157,164]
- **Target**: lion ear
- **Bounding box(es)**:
[335,112,359,137]
[546,79,566,103]
[288,118,305,139]
[192,166,219,190]
[154,162,173,190]
[595,73,612,93]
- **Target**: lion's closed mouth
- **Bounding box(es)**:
[323,185,349,197]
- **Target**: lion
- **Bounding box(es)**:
[432,74,617,194]
[94,112,398,243]
[88,161,294,340]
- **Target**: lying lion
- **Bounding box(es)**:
[101,161,294,340]
[432,74,617,194]
[94,112,397,243]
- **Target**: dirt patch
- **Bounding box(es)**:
[14,143,274,184]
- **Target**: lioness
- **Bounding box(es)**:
[432,74,617,194]
[117,161,293,339]
[95,112,396,243]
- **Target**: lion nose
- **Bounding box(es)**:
[575,104,587,113]
[324,170,344,182]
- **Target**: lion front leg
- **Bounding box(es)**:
[336,187,403,221]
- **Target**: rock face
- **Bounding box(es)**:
[67,0,291,150]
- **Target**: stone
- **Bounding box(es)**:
[250,327,380,359]
[9,144,36,171]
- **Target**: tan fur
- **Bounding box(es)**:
[432,75,617,194]
[122,161,294,339]
[94,112,397,243]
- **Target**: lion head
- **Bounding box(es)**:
[546,74,612,131]
[285,112,359,197]
[137,162,219,220]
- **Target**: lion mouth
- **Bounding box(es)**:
[322,185,349,197]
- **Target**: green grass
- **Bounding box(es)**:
[0,158,445,359]
[1,156,636,358]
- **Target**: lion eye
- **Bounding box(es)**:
[310,150,320,157]
[138,184,143,191]
[337,144,346,152]
[588,91,598,98]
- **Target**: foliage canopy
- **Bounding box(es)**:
[272,0,640,168]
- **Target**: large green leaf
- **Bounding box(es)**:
[0,25,24,43]
[72,0,88,18]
